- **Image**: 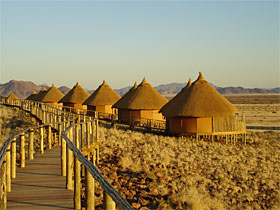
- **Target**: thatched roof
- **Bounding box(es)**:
[160,78,192,115]
[40,84,64,103]
[33,87,48,101]
[83,80,120,106]
[113,82,138,109]
[119,78,168,110]
[26,90,37,100]
[160,72,237,117]
[58,82,90,104]
[7,92,18,100]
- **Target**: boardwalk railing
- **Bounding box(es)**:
[0,98,132,210]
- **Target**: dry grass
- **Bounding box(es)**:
[94,127,280,210]
[0,105,39,146]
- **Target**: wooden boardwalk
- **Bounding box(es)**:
[7,146,74,210]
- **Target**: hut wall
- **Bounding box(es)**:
[63,102,86,113]
[168,117,212,135]
[168,117,197,134]
[117,109,140,124]
[45,102,63,107]
[196,118,212,133]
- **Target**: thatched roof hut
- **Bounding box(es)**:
[113,82,138,109]
[113,78,168,124]
[124,77,168,110]
[160,72,237,118]
[40,84,64,104]
[26,90,37,100]
[160,72,242,136]
[7,92,18,100]
[58,82,89,111]
[33,87,48,102]
[83,80,120,107]
[59,82,89,104]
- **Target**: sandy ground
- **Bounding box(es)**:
[235,104,279,127]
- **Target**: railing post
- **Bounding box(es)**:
[74,125,81,209]
[58,123,62,146]
[40,127,44,154]
[11,138,16,179]
[86,154,95,210]
[20,133,25,168]
[0,156,7,210]
[66,126,73,190]
[48,124,52,149]
[61,121,67,176]
[6,145,11,192]
[81,123,85,148]
[104,191,116,210]
[95,120,99,164]
[29,129,34,160]
[86,122,90,147]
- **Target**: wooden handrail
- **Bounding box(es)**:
[0,98,132,210]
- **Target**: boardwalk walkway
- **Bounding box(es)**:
[7,146,74,210]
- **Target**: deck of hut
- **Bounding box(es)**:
[7,146,74,210]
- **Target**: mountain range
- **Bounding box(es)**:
[0,80,279,99]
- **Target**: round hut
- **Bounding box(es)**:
[26,90,37,101]
[58,82,89,112]
[160,72,245,136]
[6,92,19,105]
[113,77,168,124]
[7,92,18,100]
[40,84,64,106]
[113,82,138,123]
[83,80,120,117]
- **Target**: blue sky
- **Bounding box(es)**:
[1,0,279,89]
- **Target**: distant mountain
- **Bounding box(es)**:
[0,80,279,99]
[0,80,70,99]
[58,86,71,95]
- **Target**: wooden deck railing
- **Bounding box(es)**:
[0,98,132,210]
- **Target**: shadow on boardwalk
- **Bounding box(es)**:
[7,146,74,210]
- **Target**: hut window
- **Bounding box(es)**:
[181,119,183,127]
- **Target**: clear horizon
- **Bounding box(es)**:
[1,1,279,89]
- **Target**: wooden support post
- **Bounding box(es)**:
[74,126,81,209]
[0,156,7,210]
[66,127,73,190]
[40,127,44,154]
[20,133,25,168]
[75,125,79,148]
[91,121,95,142]
[58,123,62,146]
[11,138,16,179]
[48,125,52,149]
[104,191,116,210]
[61,122,68,177]
[81,123,85,149]
[29,129,34,160]
[86,155,95,210]
[6,145,11,192]
[95,120,99,164]
[86,122,90,147]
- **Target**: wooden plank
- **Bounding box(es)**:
[7,146,74,210]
